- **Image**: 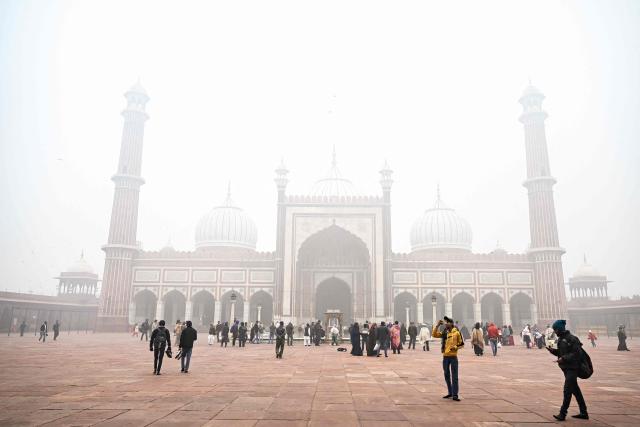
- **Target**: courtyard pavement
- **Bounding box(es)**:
[0,332,638,426]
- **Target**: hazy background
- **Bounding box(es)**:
[1,1,638,297]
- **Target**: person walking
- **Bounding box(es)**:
[330,324,339,346]
[179,320,197,373]
[231,320,239,346]
[220,322,229,347]
[587,330,597,348]
[400,322,408,347]
[286,322,294,346]
[269,322,276,344]
[174,320,182,347]
[617,325,630,351]
[432,316,464,401]
[522,324,532,349]
[52,320,60,341]
[376,321,389,357]
[391,321,402,354]
[149,320,172,375]
[313,321,322,346]
[215,321,222,342]
[38,321,47,343]
[140,319,150,342]
[152,319,158,330]
[471,322,484,356]
[303,323,311,346]
[239,322,248,347]
[208,323,215,345]
[19,320,27,337]
[487,323,499,356]
[546,319,589,421]
[407,322,418,350]
[350,322,363,356]
[275,321,286,358]
[420,324,431,351]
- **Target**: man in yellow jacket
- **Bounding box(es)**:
[432,316,464,401]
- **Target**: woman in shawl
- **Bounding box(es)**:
[391,321,402,354]
[350,322,363,356]
[367,323,377,356]
[471,322,484,356]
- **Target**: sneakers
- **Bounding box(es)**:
[572,413,589,420]
[452,396,460,401]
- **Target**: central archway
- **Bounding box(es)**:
[315,278,351,322]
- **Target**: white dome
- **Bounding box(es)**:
[573,257,601,278]
[67,253,95,274]
[410,197,472,252]
[310,148,358,198]
[195,191,257,250]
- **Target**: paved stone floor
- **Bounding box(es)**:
[0,333,638,426]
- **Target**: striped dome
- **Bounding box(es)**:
[195,190,257,250]
[410,197,472,252]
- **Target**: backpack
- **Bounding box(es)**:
[578,347,593,379]
[153,329,167,348]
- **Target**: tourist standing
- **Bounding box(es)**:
[407,322,418,350]
[174,320,182,347]
[546,319,589,421]
[220,322,229,347]
[376,321,389,357]
[350,322,363,356]
[618,325,630,351]
[269,322,276,344]
[215,321,222,342]
[471,322,484,356]
[432,317,463,401]
[303,323,311,346]
[391,321,402,354]
[522,325,532,349]
[400,322,408,347]
[179,320,197,373]
[149,320,171,375]
[38,321,47,343]
[231,320,239,346]
[487,323,499,356]
[275,321,286,358]
[249,322,255,343]
[313,322,322,346]
[239,322,247,347]
[52,320,60,341]
[483,322,490,346]
[19,320,27,337]
[330,324,339,346]
[140,319,150,341]
[286,322,294,346]
[208,323,215,345]
[587,330,597,348]
[420,324,431,351]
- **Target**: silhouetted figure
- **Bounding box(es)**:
[53,321,60,341]
[19,320,27,337]
[618,326,630,351]
[286,322,294,346]
[275,321,286,358]
[150,320,172,375]
[38,321,47,343]
[179,320,197,373]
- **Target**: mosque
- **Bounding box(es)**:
[83,81,575,332]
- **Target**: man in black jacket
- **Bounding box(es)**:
[547,319,588,421]
[376,321,389,357]
[179,320,197,373]
[408,322,418,350]
[286,322,294,346]
[275,321,286,358]
[140,319,150,342]
[149,320,172,375]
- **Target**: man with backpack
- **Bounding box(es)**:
[149,320,172,375]
[179,320,197,373]
[275,321,286,358]
[546,319,589,421]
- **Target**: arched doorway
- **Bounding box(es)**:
[510,292,533,328]
[191,291,215,329]
[163,290,186,326]
[393,292,417,325]
[315,278,351,323]
[249,291,273,325]
[220,291,244,324]
[481,292,504,326]
[296,224,371,321]
[422,292,446,325]
[452,292,474,327]
[134,290,157,322]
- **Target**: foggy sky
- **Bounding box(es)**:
[1,1,639,297]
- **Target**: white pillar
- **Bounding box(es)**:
[128,301,136,325]
[502,303,511,326]
[432,302,437,325]
[530,304,538,325]
[445,302,452,318]
[155,299,164,321]
[257,305,262,322]
[474,303,482,323]
[417,302,424,324]
[185,300,193,322]
[243,301,250,323]
[230,301,236,323]
[405,306,410,325]
[214,300,221,323]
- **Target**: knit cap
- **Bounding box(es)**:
[552,319,566,332]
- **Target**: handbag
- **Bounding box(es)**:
[373,342,380,352]
[175,349,182,360]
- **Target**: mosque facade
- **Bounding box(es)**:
[94,82,569,332]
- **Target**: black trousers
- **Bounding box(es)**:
[153,347,165,373]
[275,338,285,357]
[560,369,587,416]
[408,336,416,349]
[287,334,293,345]
[140,331,148,341]
[232,335,237,346]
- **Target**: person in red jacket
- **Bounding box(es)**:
[587,330,597,348]
[487,323,500,356]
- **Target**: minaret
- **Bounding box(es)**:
[97,81,149,331]
[273,158,289,319]
[519,84,567,324]
[379,160,393,319]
